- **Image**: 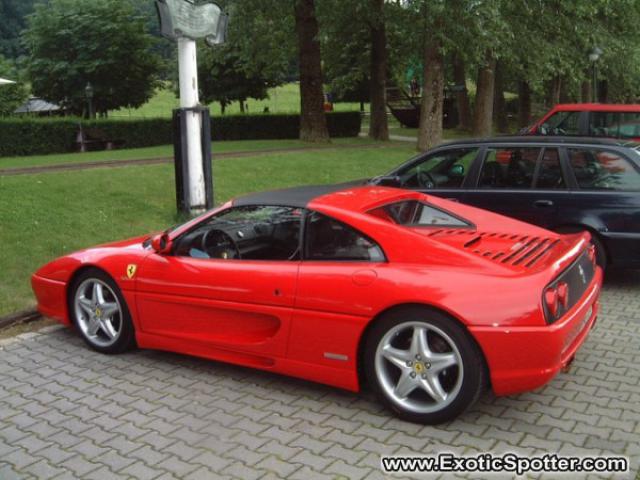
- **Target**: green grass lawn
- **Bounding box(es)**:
[0,143,415,316]
[112,83,362,118]
[0,137,382,170]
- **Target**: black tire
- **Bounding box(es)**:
[363,306,486,424]
[590,234,607,270]
[68,268,136,354]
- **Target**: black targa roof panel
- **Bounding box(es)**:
[232,181,362,208]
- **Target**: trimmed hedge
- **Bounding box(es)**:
[0,111,361,157]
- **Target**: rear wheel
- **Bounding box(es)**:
[363,307,486,424]
[69,269,136,353]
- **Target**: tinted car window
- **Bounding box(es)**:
[368,200,470,227]
[535,149,565,189]
[174,205,302,260]
[306,212,385,261]
[398,148,479,189]
[541,111,581,135]
[590,111,640,139]
[568,149,640,191]
[479,148,540,189]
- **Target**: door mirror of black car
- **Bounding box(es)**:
[371,175,402,187]
[449,164,464,177]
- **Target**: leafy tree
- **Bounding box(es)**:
[195,0,289,113]
[0,55,28,116]
[0,0,37,59]
[317,0,389,139]
[198,45,276,114]
[23,0,161,116]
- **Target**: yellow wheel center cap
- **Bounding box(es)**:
[414,362,424,373]
[95,308,101,317]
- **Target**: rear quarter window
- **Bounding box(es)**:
[568,148,640,191]
[368,200,471,227]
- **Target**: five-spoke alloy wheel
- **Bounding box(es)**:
[70,269,135,353]
[364,307,486,424]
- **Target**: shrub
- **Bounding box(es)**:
[0,111,361,157]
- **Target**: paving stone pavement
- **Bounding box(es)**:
[0,270,639,479]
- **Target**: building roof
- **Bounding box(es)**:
[15,97,61,114]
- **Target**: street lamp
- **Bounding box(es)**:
[589,46,603,103]
[85,82,94,119]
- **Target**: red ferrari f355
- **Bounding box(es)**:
[32,185,602,423]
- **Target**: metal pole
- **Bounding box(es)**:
[178,37,206,214]
[592,62,597,103]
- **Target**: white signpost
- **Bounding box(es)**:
[156,0,228,214]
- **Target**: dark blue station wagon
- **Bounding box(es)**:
[375,136,640,268]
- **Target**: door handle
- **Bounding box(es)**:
[533,199,554,208]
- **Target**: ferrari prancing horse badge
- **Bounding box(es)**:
[126,264,137,279]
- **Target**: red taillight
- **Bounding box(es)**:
[587,245,596,266]
[544,286,559,317]
[557,282,569,309]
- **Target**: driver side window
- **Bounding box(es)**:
[399,148,478,189]
[173,205,303,260]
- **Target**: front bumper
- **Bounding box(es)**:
[470,266,603,396]
[31,274,69,324]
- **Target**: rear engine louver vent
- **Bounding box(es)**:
[428,229,559,268]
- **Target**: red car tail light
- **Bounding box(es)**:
[544,286,559,318]
[587,245,596,266]
[557,282,569,309]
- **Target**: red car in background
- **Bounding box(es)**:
[32,185,602,423]
[527,103,640,141]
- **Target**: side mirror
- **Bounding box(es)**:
[372,175,402,187]
[151,233,173,254]
[449,164,464,177]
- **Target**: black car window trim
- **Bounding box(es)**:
[531,147,568,190]
[558,147,579,190]
[301,210,388,263]
[474,146,543,190]
[565,146,640,192]
[171,204,306,261]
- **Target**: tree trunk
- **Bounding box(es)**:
[294,0,330,142]
[472,52,496,137]
[599,80,608,103]
[581,80,592,103]
[368,0,389,141]
[239,100,245,113]
[518,80,532,128]
[549,75,561,106]
[221,101,226,115]
[493,61,508,133]
[417,39,444,152]
[452,53,472,130]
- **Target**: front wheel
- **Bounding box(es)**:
[363,307,486,424]
[69,269,136,354]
